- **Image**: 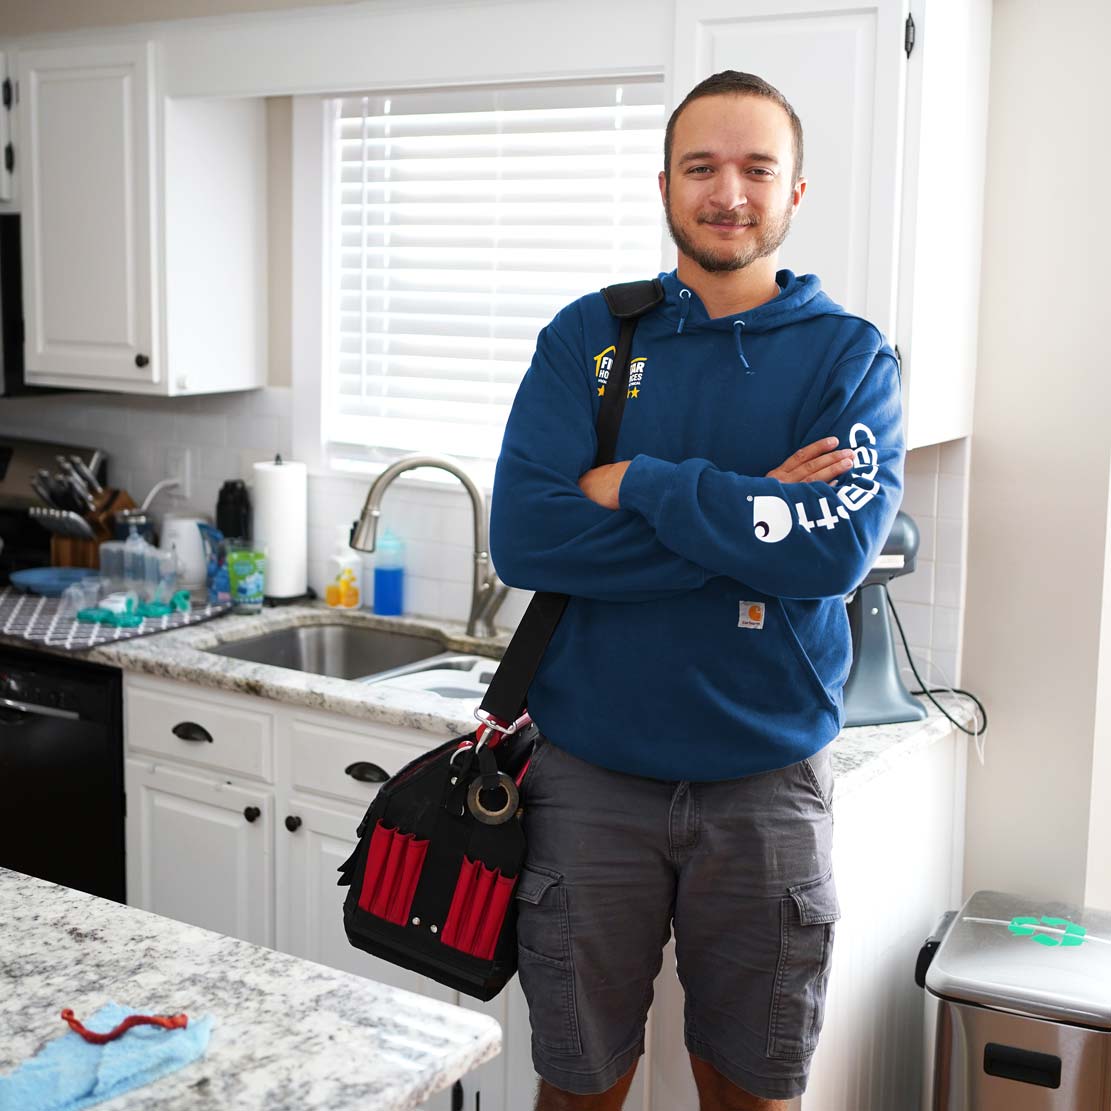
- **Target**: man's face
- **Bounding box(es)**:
[660,94,805,274]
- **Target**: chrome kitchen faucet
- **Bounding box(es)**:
[351,455,509,638]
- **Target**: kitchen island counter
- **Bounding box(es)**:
[0,867,501,1110]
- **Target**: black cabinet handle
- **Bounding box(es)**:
[135,353,149,368]
[171,724,212,742]
[243,806,260,823]
[172,721,213,743]
[345,761,389,783]
[284,815,302,832]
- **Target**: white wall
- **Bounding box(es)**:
[962,0,1111,906]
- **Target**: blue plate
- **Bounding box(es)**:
[9,567,100,597]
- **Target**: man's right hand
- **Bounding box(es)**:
[766,437,855,484]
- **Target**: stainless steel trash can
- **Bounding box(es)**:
[917,890,1111,1110]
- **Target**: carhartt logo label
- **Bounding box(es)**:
[738,602,765,630]
[593,346,647,398]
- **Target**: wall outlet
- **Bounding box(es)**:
[165,447,192,500]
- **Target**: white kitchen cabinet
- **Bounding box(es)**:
[125,759,274,946]
[672,0,991,450]
[16,42,266,395]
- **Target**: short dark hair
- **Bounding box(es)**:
[664,71,804,187]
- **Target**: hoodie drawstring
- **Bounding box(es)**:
[733,320,751,370]
[676,288,692,334]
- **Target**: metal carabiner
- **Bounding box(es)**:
[472,708,533,751]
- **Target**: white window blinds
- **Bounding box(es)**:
[325,78,665,468]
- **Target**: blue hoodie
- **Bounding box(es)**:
[490,269,905,782]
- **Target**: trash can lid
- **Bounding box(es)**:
[925,890,1111,1029]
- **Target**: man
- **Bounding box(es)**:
[490,71,904,1111]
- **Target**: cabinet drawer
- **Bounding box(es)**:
[126,680,274,781]
[288,716,431,807]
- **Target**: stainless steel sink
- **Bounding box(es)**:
[361,654,499,697]
[207,624,449,681]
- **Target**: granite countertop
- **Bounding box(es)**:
[0,867,501,1110]
[0,601,971,795]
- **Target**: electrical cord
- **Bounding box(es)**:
[882,583,987,739]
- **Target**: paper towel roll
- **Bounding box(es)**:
[252,458,307,599]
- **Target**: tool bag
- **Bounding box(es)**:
[337,278,664,1001]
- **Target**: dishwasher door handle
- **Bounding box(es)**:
[0,696,80,722]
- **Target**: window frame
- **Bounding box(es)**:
[291,76,669,492]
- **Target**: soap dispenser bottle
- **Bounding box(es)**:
[325,526,362,609]
[373,529,405,616]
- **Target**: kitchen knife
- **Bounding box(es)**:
[58,458,95,502]
[70,454,104,494]
[65,473,97,513]
[50,473,81,514]
[30,474,59,508]
[39,469,72,511]
[57,459,97,512]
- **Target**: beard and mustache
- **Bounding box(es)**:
[664,191,794,273]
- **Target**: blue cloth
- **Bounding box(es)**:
[490,269,905,781]
[0,1002,213,1111]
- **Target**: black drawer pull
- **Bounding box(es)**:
[243,806,260,823]
[285,815,302,832]
[172,721,213,743]
[983,1043,1061,1088]
[345,761,389,783]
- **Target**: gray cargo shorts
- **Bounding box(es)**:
[514,735,838,1100]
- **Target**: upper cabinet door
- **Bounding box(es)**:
[672,0,907,341]
[19,42,158,386]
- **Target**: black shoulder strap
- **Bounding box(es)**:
[601,277,665,320]
[479,280,663,727]
[595,279,662,466]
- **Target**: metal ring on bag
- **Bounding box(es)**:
[466,772,520,825]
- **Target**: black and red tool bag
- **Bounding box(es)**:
[338,278,664,1001]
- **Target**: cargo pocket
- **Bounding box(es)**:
[514,865,582,1055]
[767,869,840,1061]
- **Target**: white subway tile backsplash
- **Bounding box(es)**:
[889,559,934,605]
[402,574,439,619]
[935,563,963,609]
[938,437,970,476]
[935,518,964,566]
[928,651,959,690]
[937,473,967,521]
[901,470,937,519]
[906,444,939,475]
[439,579,473,623]
[173,412,224,447]
[894,599,932,652]
[931,605,962,653]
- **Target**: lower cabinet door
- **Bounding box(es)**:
[278,794,458,1111]
[125,759,273,946]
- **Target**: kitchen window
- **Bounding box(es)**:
[319,77,666,482]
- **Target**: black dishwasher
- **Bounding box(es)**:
[0,647,124,903]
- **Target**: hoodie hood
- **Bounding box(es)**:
[660,268,843,336]
[658,269,847,372]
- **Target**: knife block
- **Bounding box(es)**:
[51,537,100,569]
